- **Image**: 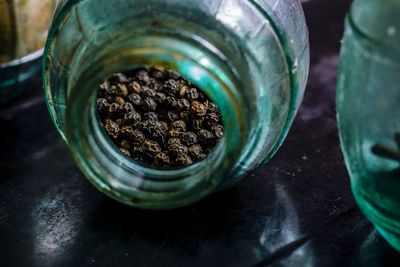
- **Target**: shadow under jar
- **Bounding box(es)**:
[44,0,309,209]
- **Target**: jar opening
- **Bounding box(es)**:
[64,34,246,209]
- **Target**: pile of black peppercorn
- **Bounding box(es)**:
[96,66,224,168]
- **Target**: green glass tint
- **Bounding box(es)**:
[44,0,309,209]
[337,0,400,252]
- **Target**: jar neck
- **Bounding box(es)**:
[64,33,250,209]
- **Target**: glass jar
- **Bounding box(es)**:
[44,0,309,209]
[337,0,400,252]
[0,0,54,102]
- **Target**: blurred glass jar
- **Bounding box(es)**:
[0,0,54,102]
[337,0,400,252]
[44,0,309,209]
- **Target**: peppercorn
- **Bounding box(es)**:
[115,96,125,106]
[179,86,189,98]
[116,84,129,97]
[181,132,198,146]
[100,80,110,91]
[167,111,179,122]
[121,102,135,113]
[177,98,190,111]
[142,97,157,111]
[198,129,215,145]
[180,111,190,123]
[97,98,109,115]
[142,88,157,98]
[164,79,180,95]
[110,73,129,84]
[168,129,182,139]
[168,143,188,157]
[212,125,224,139]
[150,66,167,80]
[154,92,166,103]
[108,103,122,117]
[168,138,181,146]
[175,155,193,166]
[130,81,143,94]
[165,96,178,109]
[187,88,200,100]
[136,70,151,86]
[143,112,158,122]
[154,152,171,167]
[143,140,162,155]
[172,120,186,132]
[120,139,131,150]
[190,101,207,116]
[131,130,146,145]
[192,118,204,130]
[158,121,169,132]
[97,66,225,168]
[105,119,120,139]
[127,93,143,106]
[205,112,220,126]
[188,144,204,160]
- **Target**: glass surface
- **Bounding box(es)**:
[337,0,400,252]
[0,0,54,102]
[44,0,309,209]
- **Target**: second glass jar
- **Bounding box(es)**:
[44,0,309,209]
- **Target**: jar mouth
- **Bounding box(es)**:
[64,34,246,209]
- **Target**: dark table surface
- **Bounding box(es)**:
[1,0,399,266]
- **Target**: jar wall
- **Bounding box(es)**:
[337,0,400,252]
[44,0,309,209]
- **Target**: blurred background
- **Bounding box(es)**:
[0,0,399,266]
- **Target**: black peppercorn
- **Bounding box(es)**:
[130,81,143,94]
[168,143,188,157]
[177,98,190,111]
[190,101,207,116]
[143,112,158,122]
[143,140,162,155]
[142,97,157,111]
[181,132,198,146]
[105,119,120,139]
[164,79,180,95]
[165,96,178,109]
[154,92,166,103]
[116,84,129,97]
[155,152,171,167]
[198,129,215,145]
[127,93,143,106]
[97,66,224,168]
[97,98,109,115]
[188,88,200,100]
[167,111,179,122]
[172,120,186,132]
[175,155,193,166]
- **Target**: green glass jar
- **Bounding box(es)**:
[44,0,309,209]
[0,0,54,102]
[337,0,400,252]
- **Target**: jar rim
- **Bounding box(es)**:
[62,34,246,209]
